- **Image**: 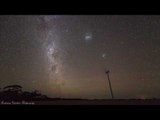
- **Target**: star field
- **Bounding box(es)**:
[0,15,160,99]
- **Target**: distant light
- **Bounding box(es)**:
[84,32,92,42]
[102,53,106,58]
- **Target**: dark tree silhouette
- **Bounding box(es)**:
[0,84,49,101]
[3,85,22,93]
[0,88,1,98]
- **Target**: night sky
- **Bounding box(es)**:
[0,15,160,99]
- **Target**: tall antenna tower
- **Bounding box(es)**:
[105,70,114,99]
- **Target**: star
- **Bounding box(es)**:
[84,32,92,42]
[102,53,106,58]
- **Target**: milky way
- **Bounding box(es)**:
[0,15,160,99]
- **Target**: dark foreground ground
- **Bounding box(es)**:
[1,99,160,105]
[34,99,160,105]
